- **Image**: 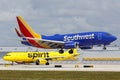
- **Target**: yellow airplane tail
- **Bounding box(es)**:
[73,48,77,53]
[16,16,41,39]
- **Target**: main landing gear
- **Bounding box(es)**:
[45,60,49,65]
[69,49,73,54]
[36,59,40,65]
[103,45,106,50]
[59,48,73,54]
[59,49,64,53]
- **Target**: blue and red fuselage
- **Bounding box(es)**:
[22,31,117,49]
[16,16,117,49]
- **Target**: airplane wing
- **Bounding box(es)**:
[34,54,79,61]
[46,54,80,60]
[45,56,65,60]
[23,37,65,49]
[33,56,65,61]
[38,39,65,48]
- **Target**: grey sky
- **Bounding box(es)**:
[0,0,119,46]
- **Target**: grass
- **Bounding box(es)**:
[0,70,120,80]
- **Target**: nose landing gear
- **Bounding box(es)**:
[103,45,106,50]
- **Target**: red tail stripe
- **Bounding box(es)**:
[17,17,34,38]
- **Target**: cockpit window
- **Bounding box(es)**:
[5,54,11,56]
[106,33,111,36]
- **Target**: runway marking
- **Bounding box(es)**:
[0,64,120,72]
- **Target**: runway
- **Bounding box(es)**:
[0,47,120,72]
[0,64,120,72]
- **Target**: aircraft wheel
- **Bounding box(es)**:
[103,46,106,50]
[36,59,40,65]
[59,49,64,53]
[69,49,73,54]
[46,62,49,65]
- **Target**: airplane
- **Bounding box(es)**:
[3,48,79,65]
[15,16,117,53]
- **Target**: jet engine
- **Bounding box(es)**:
[80,46,93,49]
[64,42,76,49]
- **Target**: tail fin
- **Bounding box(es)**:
[15,28,22,37]
[16,16,41,39]
[73,48,77,53]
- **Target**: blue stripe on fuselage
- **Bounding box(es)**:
[42,32,97,44]
[41,31,116,46]
[21,38,32,46]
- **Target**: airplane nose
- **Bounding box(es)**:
[3,56,6,60]
[113,36,117,41]
[114,36,117,41]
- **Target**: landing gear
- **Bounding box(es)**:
[59,49,64,53]
[69,49,73,54]
[35,59,40,65]
[45,62,49,65]
[45,59,49,65]
[103,45,106,50]
[59,48,74,54]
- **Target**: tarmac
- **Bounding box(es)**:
[0,47,120,72]
[0,63,120,72]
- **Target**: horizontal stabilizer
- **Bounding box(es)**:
[16,16,41,39]
[15,28,22,37]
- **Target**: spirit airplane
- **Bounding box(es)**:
[3,48,79,65]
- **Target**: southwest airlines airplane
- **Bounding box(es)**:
[3,48,79,65]
[15,16,117,53]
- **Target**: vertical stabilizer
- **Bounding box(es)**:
[16,16,41,39]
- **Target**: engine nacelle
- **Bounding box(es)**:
[64,42,76,49]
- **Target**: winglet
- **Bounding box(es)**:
[16,16,41,39]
